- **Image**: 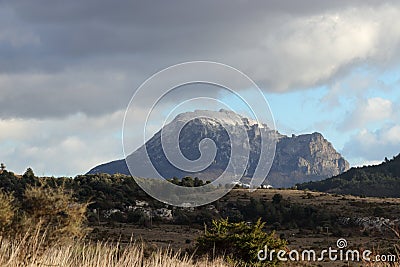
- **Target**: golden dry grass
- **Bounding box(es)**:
[361,228,400,267]
[0,229,231,267]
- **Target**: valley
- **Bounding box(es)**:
[89,188,400,265]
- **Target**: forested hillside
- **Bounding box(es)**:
[298,154,400,197]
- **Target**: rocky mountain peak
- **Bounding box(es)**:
[88,109,349,187]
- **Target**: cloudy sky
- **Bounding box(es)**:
[1,0,400,176]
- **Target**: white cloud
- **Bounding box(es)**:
[385,125,400,143]
[243,5,400,91]
[358,97,392,120]
[339,97,393,130]
[320,68,393,109]
[342,125,400,161]
[354,160,383,167]
[0,111,129,176]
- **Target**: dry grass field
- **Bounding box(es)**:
[0,233,231,267]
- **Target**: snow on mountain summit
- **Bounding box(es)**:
[172,109,269,129]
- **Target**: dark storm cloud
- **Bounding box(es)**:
[2,0,391,68]
[1,0,400,119]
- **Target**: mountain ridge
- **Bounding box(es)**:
[88,109,349,187]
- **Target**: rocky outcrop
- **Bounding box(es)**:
[88,110,349,187]
[268,133,349,187]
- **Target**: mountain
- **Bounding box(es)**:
[88,109,349,187]
[297,154,400,197]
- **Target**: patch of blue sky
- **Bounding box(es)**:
[265,86,353,151]
[218,85,345,135]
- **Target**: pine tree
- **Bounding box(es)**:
[23,168,35,178]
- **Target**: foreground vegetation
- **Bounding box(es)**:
[197,218,286,266]
[0,169,343,229]
[1,166,400,266]
[0,173,288,266]
[0,232,281,267]
[0,221,398,266]
[0,233,231,267]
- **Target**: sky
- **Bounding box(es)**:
[1,1,400,176]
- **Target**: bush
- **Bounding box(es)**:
[196,218,287,266]
[20,183,89,244]
[0,190,15,232]
[272,194,283,204]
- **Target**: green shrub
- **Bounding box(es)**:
[196,218,287,266]
[272,194,283,204]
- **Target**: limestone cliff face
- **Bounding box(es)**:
[88,110,349,187]
[268,133,349,187]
